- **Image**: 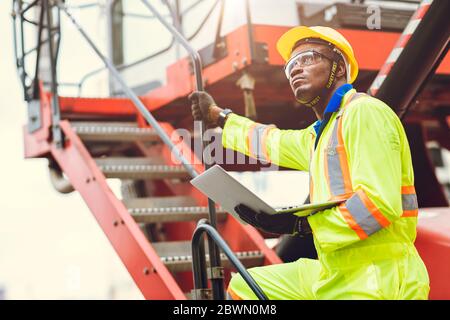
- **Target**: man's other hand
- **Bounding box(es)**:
[188,91,222,128]
[234,204,302,235]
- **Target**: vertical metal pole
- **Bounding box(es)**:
[139,0,224,300]
[18,0,29,100]
[245,0,255,61]
[54,2,62,64]
[212,0,225,59]
[33,0,45,99]
[106,0,124,95]
[173,0,183,59]
[45,0,63,148]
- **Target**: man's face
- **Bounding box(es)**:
[287,43,334,104]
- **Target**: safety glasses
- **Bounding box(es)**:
[284,50,331,79]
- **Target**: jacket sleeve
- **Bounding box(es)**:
[307,98,405,253]
[222,113,315,171]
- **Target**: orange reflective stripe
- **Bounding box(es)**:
[356,190,391,228]
[330,194,353,201]
[339,203,368,240]
[401,186,416,194]
[227,288,243,300]
[402,210,418,217]
[340,190,389,238]
[324,92,361,199]
[323,139,331,195]
[248,123,275,162]
[325,120,353,198]
[343,91,357,107]
[401,185,418,217]
[247,123,258,158]
[336,117,353,194]
[325,121,346,197]
[261,126,274,163]
[309,136,315,201]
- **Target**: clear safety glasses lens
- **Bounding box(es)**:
[284,51,324,79]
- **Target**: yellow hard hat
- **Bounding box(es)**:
[276,26,359,83]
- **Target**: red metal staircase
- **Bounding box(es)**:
[24,88,281,299]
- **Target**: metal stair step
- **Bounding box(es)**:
[95,157,191,180]
[124,196,197,208]
[71,122,160,142]
[124,197,227,223]
[152,241,264,273]
[128,205,228,223]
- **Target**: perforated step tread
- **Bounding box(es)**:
[95,157,190,180]
[72,122,159,142]
[129,206,228,223]
[125,196,227,223]
[152,241,264,273]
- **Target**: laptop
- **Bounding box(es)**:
[190,164,344,224]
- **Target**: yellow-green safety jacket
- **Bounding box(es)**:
[222,89,429,297]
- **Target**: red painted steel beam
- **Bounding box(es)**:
[253,25,450,73]
[415,208,450,300]
[59,96,137,117]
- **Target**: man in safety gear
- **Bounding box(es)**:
[189,26,430,299]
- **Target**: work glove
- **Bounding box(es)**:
[188,91,218,128]
[234,204,311,236]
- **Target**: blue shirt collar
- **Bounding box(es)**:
[312,83,353,135]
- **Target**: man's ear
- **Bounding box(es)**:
[336,60,346,80]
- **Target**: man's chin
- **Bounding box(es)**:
[294,90,314,106]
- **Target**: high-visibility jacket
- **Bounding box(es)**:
[222,89,429,299]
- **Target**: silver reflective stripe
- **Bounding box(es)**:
[327,92,367,196]
[249,124,274,162]
[327,121,346,196]
[346,192,383,236]
[402,193,418,211]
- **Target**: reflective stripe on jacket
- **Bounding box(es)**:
[222,89,422,271]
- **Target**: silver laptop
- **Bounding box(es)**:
[190,165,343,224]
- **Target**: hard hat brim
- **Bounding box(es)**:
[276,26,359,83]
